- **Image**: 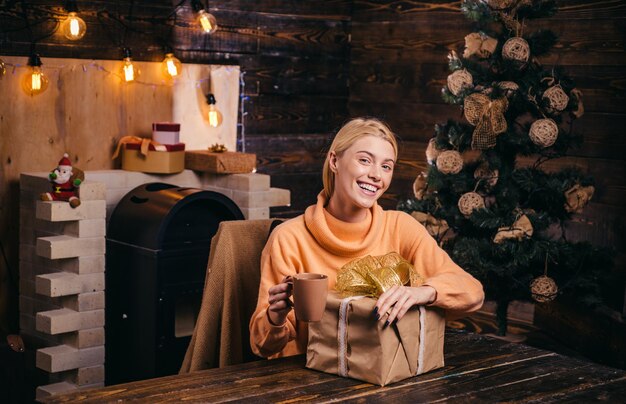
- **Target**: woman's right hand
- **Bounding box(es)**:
[267,276,293,326]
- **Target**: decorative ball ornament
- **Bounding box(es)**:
[447,69,473,96]
[543,85,570,112]
[529,118,559,148]
[436,150,464,174]
[530,275,558,303]
[458,192,485,217]
[502,37,530,63]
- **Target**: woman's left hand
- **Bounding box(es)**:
[374,285,437,326]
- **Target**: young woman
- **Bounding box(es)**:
[249,117,484,358]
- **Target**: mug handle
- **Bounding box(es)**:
[284,275,294,307]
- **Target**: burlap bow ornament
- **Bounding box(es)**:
[336,253,424,298]
[410,211,450,240]
[564,184,594,213]
[463,33,498,59]
[493,214,533,244]
[464,93,509,150]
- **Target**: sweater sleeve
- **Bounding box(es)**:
[400,213,484,319]
[249,227,300,358]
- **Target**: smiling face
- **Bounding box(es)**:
[326,135,396,222]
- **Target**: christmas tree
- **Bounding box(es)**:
[398,0,612,335]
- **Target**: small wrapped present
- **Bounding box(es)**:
[185,150,256,174]
[152,122,180,145]
[306,291,445,386]
[112,136,185,174]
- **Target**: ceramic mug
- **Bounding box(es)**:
[290,273,328,322]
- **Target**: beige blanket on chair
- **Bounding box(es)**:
[179,219,280,373]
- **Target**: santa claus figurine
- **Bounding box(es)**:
[40,153,83,208]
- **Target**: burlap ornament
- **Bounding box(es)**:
[458,192,485,217]
[493,214,533,243]
[463,33,498,59]
[410,211,450,239]
[447,69,473,96]
[463,93,509,150]
[474,162,499,188]
[502,37,530,63]
[498,81,519,97]
[530,275,558,303]
[529,118,558,148]
[412,172,428,200]
[436,150,463,174]
[564,184,594,213]
[425,138,441,165]
[543,85,569,112]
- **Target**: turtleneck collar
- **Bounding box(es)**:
[304,191,383,257]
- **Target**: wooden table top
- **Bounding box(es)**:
[43,330,626,403]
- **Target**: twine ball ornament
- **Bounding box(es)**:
[529,118,559,148]
[502,37,530,63]
[530,275,558,303]
[458,192,485,217]
[436,150,464,175]
[543,85,570,112]
[447,69,473,96]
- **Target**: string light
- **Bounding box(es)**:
[161,53,182,79]
[60,1,87,41]
[191,0,218,34]
[21,54,49,96]
[121,48,139,83]
[205,93,223,127]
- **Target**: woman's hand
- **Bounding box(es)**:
[267,276,293,326]
[373,285,437,327]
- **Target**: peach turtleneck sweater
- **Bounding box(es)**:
[249,192,484,359]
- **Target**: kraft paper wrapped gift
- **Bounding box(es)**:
[122,142,185,174]
[306,291,445,386]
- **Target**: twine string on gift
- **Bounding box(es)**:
[337,295,365,377]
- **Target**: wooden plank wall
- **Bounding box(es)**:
[0,0,351,335]
[348,0,626,313]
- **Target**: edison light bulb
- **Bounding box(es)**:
[161,53,182,79]
[120,49,139,83]
[22,55,49,96]
[206,93,223,127]
[197,10,218,34]
[61,12,87,40]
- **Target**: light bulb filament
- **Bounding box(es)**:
[200,15,213,32]
[70,18,80,36]
[124,64,135,82]
[208,109,219,127]
[31,72,42,90]
[166,60,178,76]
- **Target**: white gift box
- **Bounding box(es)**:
[152,122,181,145]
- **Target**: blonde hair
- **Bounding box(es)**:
[322,117,398,199]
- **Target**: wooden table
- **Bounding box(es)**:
[43,330,626,403]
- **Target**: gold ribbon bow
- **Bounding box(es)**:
[111,136,167,160]
[336,252,424,298]
[464,93,509,150]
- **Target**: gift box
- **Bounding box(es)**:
[306,291,445,386]
[185,150,256,174]
[122,142,185,174]
[152,122,180,145]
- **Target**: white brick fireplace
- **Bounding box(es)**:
[19,169,290,399]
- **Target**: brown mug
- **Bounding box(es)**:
[289,273,329,322]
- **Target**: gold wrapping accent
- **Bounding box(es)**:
[336,252,424,297]
[208,143,228,153]
[464,93,508,150]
